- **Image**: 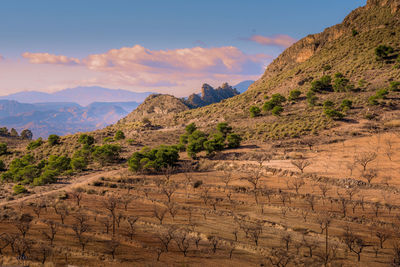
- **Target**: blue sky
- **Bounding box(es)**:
[0,0,366,96]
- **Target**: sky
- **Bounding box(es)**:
[0,0,366,97]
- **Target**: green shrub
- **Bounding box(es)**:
[340,99,353,110]
[92,144,121,166]
[103,137,113,143]
[20,129,33,140]
[375,45,394,60]
[368,95,379,105]
[128,145,179,173]
[47,155,71,173]
[187,130,207,158]
[288,90,302,101]
[185,123,197,134]
[0,160,5,171]
[226,133,242,148]
[271,105,284,116]
[203,134,225,155]
[322,65,332,71]
[249,106,261,117]
[216,122,232,137]
[13,184,27,194]
[389,81,400,91]
[311,75,332,92]
[71,157,88,171]
[323,100,335,109]
[114,130,125,140]
[324,109,344,120]
[193,180,203,188]
[27,138,43,150]
[78,134,95,146]
[127,139,135,145]
[376,88,389,99]
[306,91,318,106]
[33,169,58,186]
[263,94,286,111]
[0,143,7,155]
[333,73,353,92]
[352,29,358,36]
[48,134,60,146]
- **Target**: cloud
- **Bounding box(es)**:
[21,45,272,95]
[249,34,296,48]
[0,55,4,61]
[22,52,80,65]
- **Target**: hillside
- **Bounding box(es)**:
[111,0,400,144]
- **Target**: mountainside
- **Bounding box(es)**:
[0,100,139,137]
[184,83,240,108]
[112,0,400,143]
[0,86,153,106]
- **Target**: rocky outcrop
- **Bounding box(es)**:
[185,83,239,108]
[120,94,189,124]
[367,0,400,13]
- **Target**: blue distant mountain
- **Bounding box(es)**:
[233,80,254,93]
[0,86,154,106]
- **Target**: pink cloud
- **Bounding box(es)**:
[0,55,4,61]
[249,34,296,48]
[22,52,80,65]
[20,45,272,96]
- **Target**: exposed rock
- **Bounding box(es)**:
[185,83,239,108]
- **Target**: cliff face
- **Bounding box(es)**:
[185,83,239,108]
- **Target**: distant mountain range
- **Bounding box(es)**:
[0,86,153,106]
[0,82,253,138]
[0,100,139,138]
[233,80,254,93]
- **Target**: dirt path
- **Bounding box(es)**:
[0,168,126,207]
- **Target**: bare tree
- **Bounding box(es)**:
[201,187,210,206]
[154,205,168,225]
[161,165,176,182]
[375,230,389,249]
[291,159,312,173]
[37,242,52,264]
[155,247,164,261]
[71,188,84,207]
[302,235,318,257]
[288,177,305,194]
[373,202,381,218]
[14,213,33,239]
[318,183,330,198]
[100,216,112,234]
[362,169,378,184]
[103,195,120,236]
[54,203,69,224]
[125,216,139,240]
[209,197,223,211]
[157,227,175,252]
[105,239,120,259]
[248,222,263,246]
[167,202,178,220]
[281,233,292,251]
[222,170,234,190]
[41,220,58,245]
[355,152,377,171]
[174,230,191,257]
[0,233,11,254]
[342,228,367,262]
[161,182,177,203]
[301,210,309,222]
[268,247,293,267]
[305,195,316,211]
[32,200,45,219]
[208,235,219,254]
[121,195,133,211]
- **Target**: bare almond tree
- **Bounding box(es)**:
[318,183,330,198]
[105,239,120,259]
[302,235,318,257]
[355,152,377,171]
[208,235,219,254]
[125,216,139,240]
[54,203,69,224]
[102,195,120,236]
[291,159,312,173]
[174,230,191,257]
[14,213,33,239]
[32,200,45,219]
[268,248,293,267]
[154,205,168,225]
[161,182,177,203]
[37,242,52,264]
[71,188,84,207]
[375,230,389,249]
[41,220,58,245]
[362,169,378,184]
[288,177,305,194]
[281,233,292,251]
[157,227,175,252]
[167,202,178,220]
[121,195,133,211]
